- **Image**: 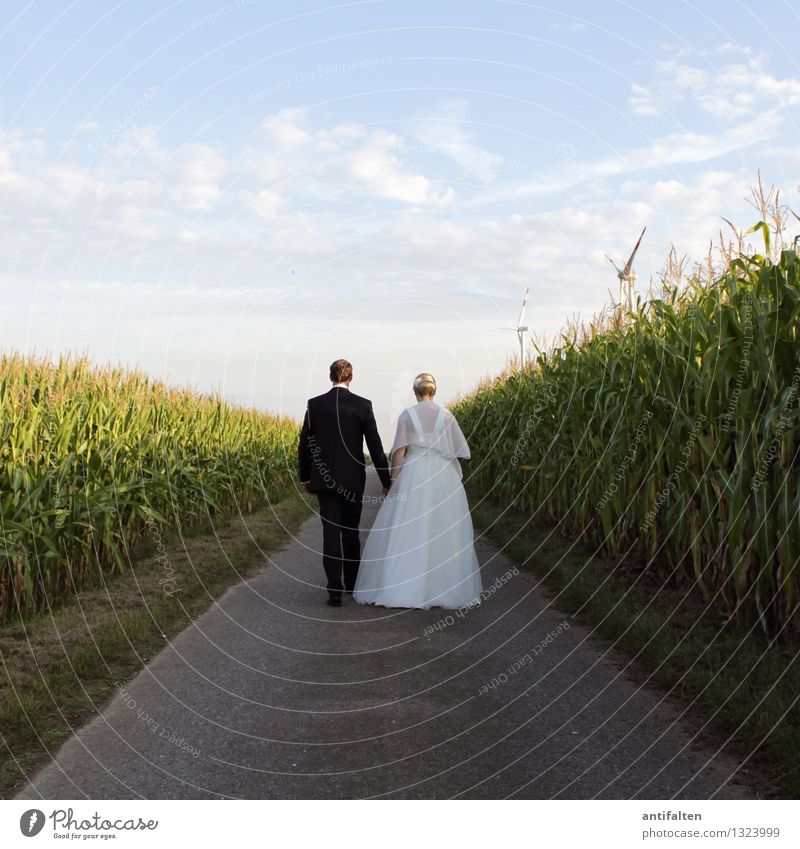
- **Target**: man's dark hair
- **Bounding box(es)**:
[330,358,353,383]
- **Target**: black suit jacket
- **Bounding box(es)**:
[298,387,392,495]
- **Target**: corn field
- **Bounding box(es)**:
[0,353,299,623]
[453,237,800,638]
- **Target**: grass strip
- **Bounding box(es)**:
[0,492,314,798]
[471,495,800,799]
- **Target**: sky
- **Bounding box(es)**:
[2,0,799,431]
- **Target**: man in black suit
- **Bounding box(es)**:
[298,359,392,606]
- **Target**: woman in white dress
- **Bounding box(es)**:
[353,373,483,609]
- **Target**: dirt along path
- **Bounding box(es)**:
[16,469,751,799]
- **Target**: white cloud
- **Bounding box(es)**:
[603,49,800,205]
[1,94,796,371]
[104,124,164,161]
[629,83,661,117]
[628,51,800,120]
[412,99,503,183]
[251,188,282,218]
[168,142,228,210]
[317,127,456,206]
[261,108,311,147]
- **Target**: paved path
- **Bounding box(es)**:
[16,470,751,799]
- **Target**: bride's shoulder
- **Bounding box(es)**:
[443,407,461,426]
[396,406,414,424]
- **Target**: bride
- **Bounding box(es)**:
[353,373,483,609]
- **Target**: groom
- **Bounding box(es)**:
[298,359,392,607]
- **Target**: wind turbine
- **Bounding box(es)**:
[499,287,529,367]
[605,226,646,309]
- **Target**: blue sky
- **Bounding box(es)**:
[2,0,799,428]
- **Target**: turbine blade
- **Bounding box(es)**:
[623,225,646,275]
[605,254,623,275]
[516,287,529,327]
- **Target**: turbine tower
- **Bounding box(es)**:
[499,287,529,367]
[605,226,646,309]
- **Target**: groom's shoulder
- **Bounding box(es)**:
[346,390,372,409]
[307,391,329,406]
[306,389,370,411]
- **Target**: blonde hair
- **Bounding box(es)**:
[413,372,436,398]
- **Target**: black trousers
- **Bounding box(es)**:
[316,489,364,597]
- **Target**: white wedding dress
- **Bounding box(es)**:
[353,401,483,609]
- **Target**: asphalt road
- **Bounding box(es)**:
[16,469,751,799]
